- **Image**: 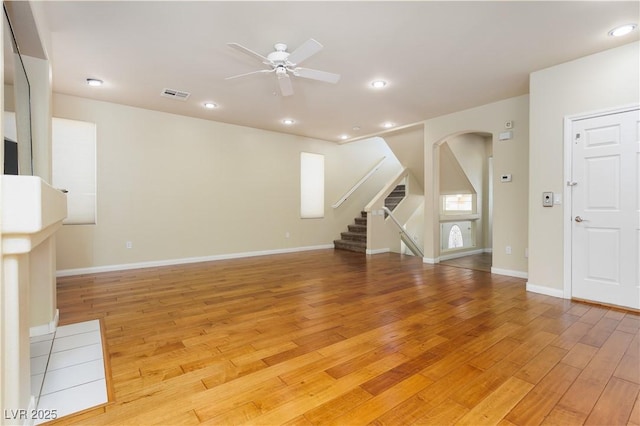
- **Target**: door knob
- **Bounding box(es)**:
[575,216,585,222]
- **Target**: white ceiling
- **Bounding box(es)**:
[31,1,640,142]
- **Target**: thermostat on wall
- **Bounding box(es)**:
[499,131,513,141]
[500,174,512,182]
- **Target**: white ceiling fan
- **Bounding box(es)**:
[225,38,340,96]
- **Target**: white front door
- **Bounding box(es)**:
[571,108,640,310]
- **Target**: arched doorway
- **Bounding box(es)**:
[434,132,493,272]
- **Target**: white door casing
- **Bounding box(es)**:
[569,107,639,310]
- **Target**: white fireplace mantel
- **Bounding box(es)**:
[2,175,67,253]
[1,174,67,422]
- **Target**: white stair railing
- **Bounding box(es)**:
[332,157,386,208]
[383,206,424,258]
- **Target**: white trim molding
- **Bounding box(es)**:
[422,257,437,264]
[439,248,486,262]
[30,309,59,337]
[526,282,566,299]
[57,244,334,277]
[366,248,390,255]
[491,267,528,279]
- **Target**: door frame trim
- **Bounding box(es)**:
[563,104,640,300]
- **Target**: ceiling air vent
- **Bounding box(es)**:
[161,88,190,101]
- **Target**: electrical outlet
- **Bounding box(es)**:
[543,192,553,207]
[506,246,512,255]
[126,241,133,249]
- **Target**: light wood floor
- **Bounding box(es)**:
[439,253,492,273]
[52,250,639,425]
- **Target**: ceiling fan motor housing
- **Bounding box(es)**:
[267,50,290,65]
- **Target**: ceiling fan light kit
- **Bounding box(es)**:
[226,38,341,97]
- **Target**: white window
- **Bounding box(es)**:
[300,152,324,218]
[448,225,464,249]
[52,118,97,224]
[442,193,474,214]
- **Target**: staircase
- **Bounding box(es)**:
[333,211,368,253]
[333,184,405,253]
[384,184,405,216]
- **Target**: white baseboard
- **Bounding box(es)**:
[366,248,390,255]
[491,267,528,279]
[526,282,566,299]
[439,248,486,261]
[423,248,492,265]
[30,309,59,337]
[57,244,334,277]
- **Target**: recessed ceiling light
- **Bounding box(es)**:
[608,23,637,37]
[204,102,217,109]
[340,134,349,140]
[352,126,361,131]
[382,122,395,129]
[86,78,103,87]
[371,80,387,89]
[282,118,295,125]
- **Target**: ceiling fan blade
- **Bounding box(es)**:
[227,42,271,64]
[286,38,323,66]
[293,67,340,84]
[277,73,294,97]
[225,69,274,80]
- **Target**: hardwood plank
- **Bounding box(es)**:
[578,306,609,325]
[414,398,469,425]
[561,342,599,370]
[49,250,640,425]
[505,363,581,425]
[302,387,372,425]
[505,330,559,366]
[584,377,639,425]
[556,330,634,416]
[360,352,439,396]
[449,359,522,408]
[514,345,568,385]
[628,392,640,426]
[455,376,533,425]
[468,338,521,371]
[541,406,587,425]
[617,315,640,334]
[613,333,640,385]
[373,364,485,425]
[327,374,433,426]
[200,402,261,425]
[579,316,621,347]
[551,320,594,351]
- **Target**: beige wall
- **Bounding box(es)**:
[382,125,424,185]
[423,95,529,276]
[439,142,474,195]
[528,41,640,295]
[53,94,401,272]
